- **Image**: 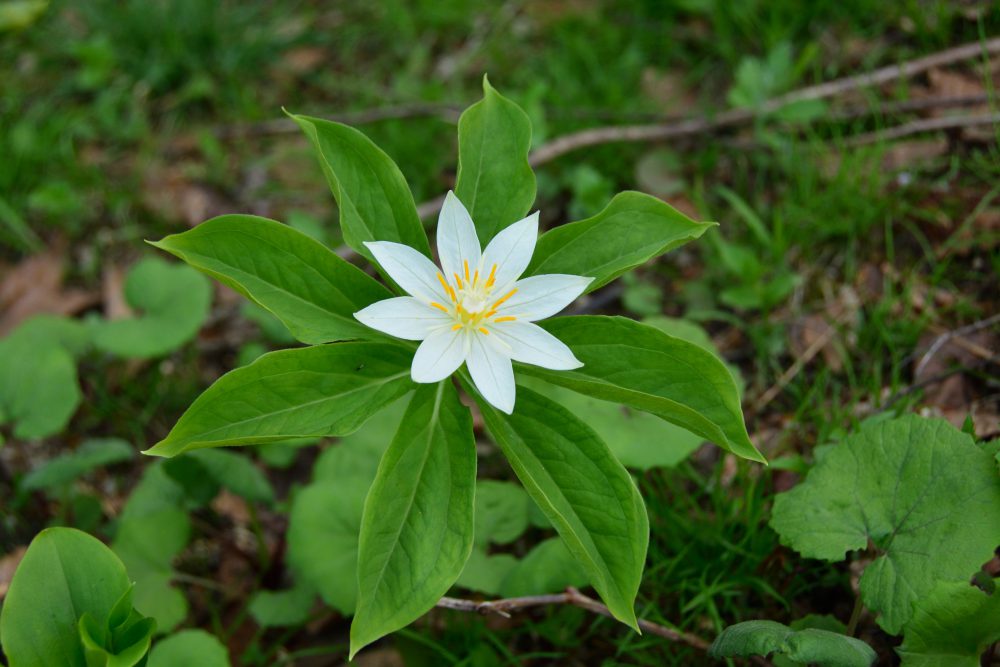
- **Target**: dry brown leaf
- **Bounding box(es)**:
[0,246,98,335]
[641,68,697,114]
[142,165,236,227]
[281,46,327,74]
[102,264,133,321]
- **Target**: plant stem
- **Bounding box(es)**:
[846,593,866,637]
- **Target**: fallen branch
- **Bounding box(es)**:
[437,587,773,665]
[914,312,1000,377]
[844,112,1000,147]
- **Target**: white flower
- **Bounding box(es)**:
[354,191,592,414]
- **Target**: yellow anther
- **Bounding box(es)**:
[430,302,449,313]
[473,268,479,286]
[493,316,516,323]
[484,309,497,318]
[490,288,517,310]
[437,273,456,301]
[452,323,463,331]
[478,327,490,335]
[454,273,464,290]
[485,264,498,288]
[464,259,470,281]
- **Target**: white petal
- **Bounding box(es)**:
[499,274,593,322]
[354,297,451,341]
[490,321,582,370]
[365,241,447,303]
[467,333,516,414]
[436,191,481,283]
[411,327,468,383]
[480,211,539,291]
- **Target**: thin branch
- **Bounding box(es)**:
[915,313,1000,377]
[843,112,1000,146]
[437,587,773,665]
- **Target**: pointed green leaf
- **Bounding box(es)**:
[21,438,134,492]
[526,192,714,291]
[710,620,876,666]
[897,582,1000,666]
[0,528,133,667]
[144,342,414,457]
[455,77,536,243]
[770,415,1000,634]
[147,630,230,667]
[350,381,475,658]
[290,113,430,261]
[151,215,391,345]
[524,316,764,463]
[91,257,211,358]
[472,382,648,630]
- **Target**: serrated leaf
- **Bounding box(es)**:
[473,382,648,630]
[526,192,714,292]
[21,438,134,492]
[524,316,764,463]
[897,582,1000,666]
[147,630,230,667]
[770,415,1000,634]
[0,528,133,667]
[454,76,536,243]
[112,465,191,633]
[710,620,876,667]
[151,215,391,345]
[92,257,211,358]
[350,382,476,657]
[144,342,414,457]
[290,113,430,261]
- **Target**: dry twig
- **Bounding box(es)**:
[915,313,1000,377]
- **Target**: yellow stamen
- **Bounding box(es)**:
[452,323,463,331]
[464,259,470,281]
[485,264,498,288]
[493,316,516,323]
[473,268,479,286]
[453,273,464,290]
[478,327,489,335]
[437,273,456,301]
[484,309,497,318]
[490,287,518,311]
[430,302,449,313]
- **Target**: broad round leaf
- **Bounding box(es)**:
[147,630,230,667]
[896,581,1000,666]
[710,620,876,666]
[770,415,1000,633]
[92,257,211,358]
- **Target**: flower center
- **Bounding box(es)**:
[431,260,517,334]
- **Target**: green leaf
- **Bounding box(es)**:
[285,401,406,616]
[112,465,191,633]
[456,550,519,596]
[0,0,48,32]
[20,438,133,492]
[151,215,391,345]
[144,342,414,457]
[147,630,230,667]
[526,192,714,292]
[0,527,134,667]
[350,382,476,657]
[475,480,532,546]
[165,449,274,504]
[454,76,536,243]
[473,382,648,630]
[770,415,1000,634]
[77,586,156,667]
[710,620,876,666]
[0,316,87,439]
[525,316,764,463]
[897,582,1000,666]
[248,581,315,629]
[521,377,702,470]
[290,113,429,261]
[499,538,588,598]
[287,480,368,616]
[92,257,211,358]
